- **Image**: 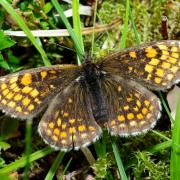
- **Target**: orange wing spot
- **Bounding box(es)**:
[63,112,69,117]
[78,125,86,132]
[118,86,122,92]
[111,120,116,126]
[8,101,16,108]
[13,86,20,92]
[147,113,152,119]
[40,71,47,79]
[62,123,67,129]
[89,126,96,131]
[49,122,54,129]
[127,97,132,102]
[68,98,73,103]
[145,47,157,58]
[124,105,129,110]
[156,69,164,77]
[171,66,178,73]
[149,105,155,110]
[162,50,169,56]
[140,121,145,125]
[61,139,67,144]
[49,70,56,74]
[171,47,178,52]
[54,128,60,135]
[147,74,152,80]
[127,113,134,120]
[171,52,179,58]
[161,62,171,69]
[160,55,168,60]
[9,76,18,84]
[57,118,62,126]
[22,86,33,94]
[129,51,137,58]
[69,127,76,133]
[69,118,75,124]
[21,73,32,86]
[118,115,125,122]
[27,104,34,111]
[2,89,9,96]
[169,57,177,64]
[16,106,22,112]
[133,106,139,112]
[144,100,150,106]
[10,83,17,89]
[30,89,39,98]
[130,121,137,127]
[6,92,14,100]
[149,58,160,65]
[128,66,133,71]
[1,83,7,90]
[52,135,58,141]
[142,108,148,115]
[14,94,23,101]
[154,77,162,84]
[136,100,141,107]
[22,97,31,106]
[34,98,41,104]
[137,113,143,120]
[167,74,174,80]
[61,131,67,138]
[2,99,7,105]
[157,44,168,50]
[145,64,154,73]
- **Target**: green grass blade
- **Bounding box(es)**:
[170,95,180,179]
[120,0,130,49]
[51,0,84,60]
[112,141,128,180]
[24,120,33,180]
[0,0,51,66]
[0,147,54,174]
[72,0,84,55]
[45,152,65,180]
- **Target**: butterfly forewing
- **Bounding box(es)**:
[102,75,161,136]
[100,40,180,90]
[0,65,79,119]
[38,82,102,151]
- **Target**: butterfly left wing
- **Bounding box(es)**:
[38,81,102,151]
[99,40,180,90]
[100,75,161,136]
[0,65,80,119]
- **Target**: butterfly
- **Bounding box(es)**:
[0,40,179,151]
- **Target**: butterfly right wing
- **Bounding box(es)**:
[0,65,80,119]
[99,40,180,90]
[38,81,102,151]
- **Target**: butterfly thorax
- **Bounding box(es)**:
[79,61,109,123]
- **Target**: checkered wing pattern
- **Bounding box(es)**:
[38,82,102,151]
[102,75,161,136]
[100,40,180,90]
[0,65,79,119]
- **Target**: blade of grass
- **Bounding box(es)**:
[24,120,33,180]
[170,95,180,179]
[0,147,54,174]
[129,7,141,44]
[90,0,98,57]
[0,0,51,66]
[120,0,130,49]
[112,141,128,180]
[51,0,84,61]
[158,92,174,124]
[58,158,72,180]
[45,151,65,180]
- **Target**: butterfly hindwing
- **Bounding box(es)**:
[100,75,161,136]
[100,40,180,90]
[0,65,79,119]
[38,82,102,151]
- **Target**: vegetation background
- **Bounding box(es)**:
[0,0,179,179]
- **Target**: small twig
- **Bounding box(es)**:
[4,19,121,37]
